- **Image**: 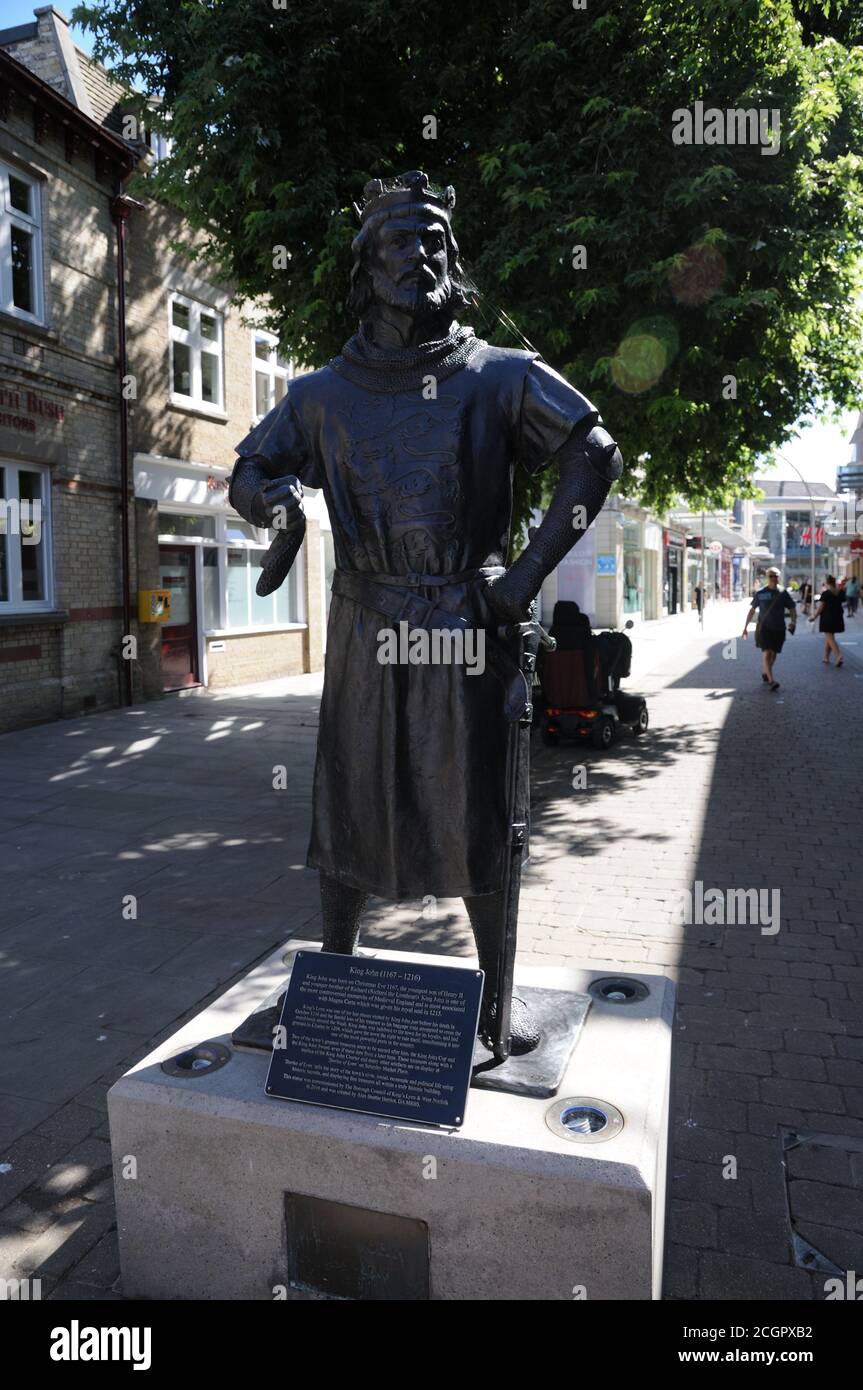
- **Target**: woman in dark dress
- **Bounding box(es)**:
[812,575,845,666]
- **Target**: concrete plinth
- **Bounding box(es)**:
[109,942,675,1301]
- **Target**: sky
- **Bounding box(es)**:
[762,410,859,491]
[2,3,861,492]
[2,2,95,53]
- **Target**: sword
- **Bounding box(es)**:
[490,610,555,1062]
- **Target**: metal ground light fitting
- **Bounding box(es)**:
[545,1096,624,1144]
[161,1040,232,1078]
[589,975,650,1004]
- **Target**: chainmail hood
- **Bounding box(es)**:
[329,323,484,394]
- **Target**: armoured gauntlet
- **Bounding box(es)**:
[230,458,305,535]
[229,457,307,597]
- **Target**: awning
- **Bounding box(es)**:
[674,516,754,551]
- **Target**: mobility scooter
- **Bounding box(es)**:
[537,601,649,750]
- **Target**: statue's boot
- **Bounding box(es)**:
[320,871,368,953]
[478,994,541,1057]
[320,874,540,1056]
[464,891,541,1056]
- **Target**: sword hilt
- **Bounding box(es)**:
[497,618,556,650]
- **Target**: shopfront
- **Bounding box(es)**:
[687,541,704,610]
[623,516,642,616]
[134,454,326,693]
[554,523,596,617]
[642,522,662,619]
[663,528,686,614]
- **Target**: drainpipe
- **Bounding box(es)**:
[111,191,145,706]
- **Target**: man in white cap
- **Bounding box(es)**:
[742,567,796,690]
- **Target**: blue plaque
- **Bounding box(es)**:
[596,553,617,575]
[265,951,484,1128]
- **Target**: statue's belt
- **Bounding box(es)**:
[331,568,532,722]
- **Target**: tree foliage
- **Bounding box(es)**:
[75,0,863,524]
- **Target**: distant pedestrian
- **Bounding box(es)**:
[742,567,796,691]
[845,575,859,617]
[811,576,845,666]
[694,584,703,615]
[799,580,813,616]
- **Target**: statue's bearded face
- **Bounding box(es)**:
[366,213,453,319]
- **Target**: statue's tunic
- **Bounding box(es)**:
[235,332,594,899]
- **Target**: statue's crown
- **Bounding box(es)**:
[356,170,456,225]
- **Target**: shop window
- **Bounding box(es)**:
[252,330,292,421]
[0,163,42,322]
[225,519,259,543]
[155,510,303,632]
[159,512,216,539]
[223,537,302,630]
[169,294,224,410]
[623,520,642,614]
[226,547,250,626]
[275,561,300,625]
[202,548,220,630]
[0,461,52,611]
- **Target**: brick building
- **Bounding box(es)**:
[0,7,329,732]
[0,9,136,731]
[126,196,328,697]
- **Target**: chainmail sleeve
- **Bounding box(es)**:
[229,458,273,527]
[498,418,623,610]
[230,384,321,526]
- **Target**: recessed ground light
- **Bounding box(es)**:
[545,1096,624,1144]
[589,976,649,1004]
[161,1041,232,1077]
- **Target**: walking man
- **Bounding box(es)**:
[742,566,796,690]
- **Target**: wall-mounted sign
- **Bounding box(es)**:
[135,456,232,510]
[0,383,65,434]
[644,523,663,551]
[138,589,172,623]
[708,540,723,554]
[597,554,617,575]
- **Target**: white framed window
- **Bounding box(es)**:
[0,162,43,323]
[169,294,224,411]
[156,509,304,633]
[0,460,53,611]
[252,329,293,421]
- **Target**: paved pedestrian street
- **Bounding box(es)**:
[1,599,861,1300]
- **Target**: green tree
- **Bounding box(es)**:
[75,0,863,528]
